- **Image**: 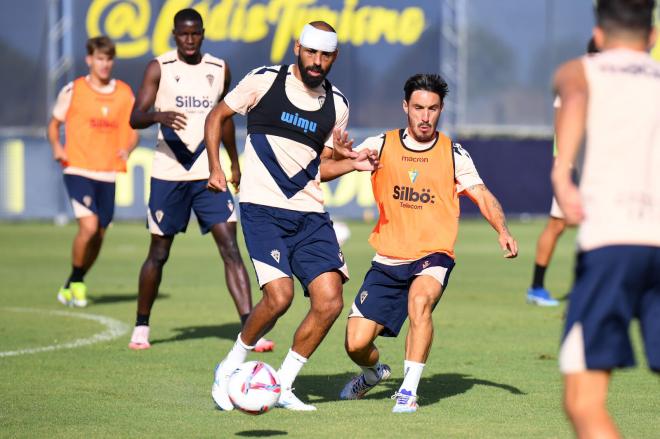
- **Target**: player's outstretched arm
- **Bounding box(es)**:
[465,184,518,258]
[551,58,587,225]
[320,147,379,182]
[204,101,236,192]
[130,60,186,130]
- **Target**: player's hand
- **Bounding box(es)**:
[332,127,357,160]
[52,145,68,164]
[498,232,518,258]
[352,149,381,172]
[207,168,228,193]
[555,181,583,225]
[230,164,241,192]
[156,111,187,130]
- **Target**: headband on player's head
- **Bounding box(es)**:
[299,24,337,52]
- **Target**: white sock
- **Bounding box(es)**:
[399,360,425,396]
[278,349,308,390]
[361,362,382,385]
[221,333,253,373]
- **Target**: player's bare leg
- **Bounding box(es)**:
[210,222,252,312]
[289,272,343,357]
[58,215,104,307]
[240,277,294,345]
[212,277,295,410]
[405,275,443,363]
[211,222,273,352]
[340,317,391,400]
[394,275,443,413]
[271,272,343,410]
[136,234,174,316]
[535,217,566,267]
[345,317,383,366]
[564,371,620,439]
[128,234,174,350]
[71,215,104,271]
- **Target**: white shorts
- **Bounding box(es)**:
[549,196,564,219]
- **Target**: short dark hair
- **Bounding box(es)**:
[587,37,599,54]
[404,74,449,102]
[86,36,115,57]
[596,0,655,37]
[174,8,203,27]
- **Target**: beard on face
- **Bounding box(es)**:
[407,115,436,142]
[297,55,330,88]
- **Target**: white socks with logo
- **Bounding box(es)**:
[399,360,425,395]
[222,333,253,373]
[278,349,308,390]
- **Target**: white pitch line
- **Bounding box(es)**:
[0,307,130,358]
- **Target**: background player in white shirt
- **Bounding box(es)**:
[126,9,272,353]
[552,1,660,437]
[526,39,598,308]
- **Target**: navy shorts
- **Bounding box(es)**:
[147,178,236,236]
[559,246,660,373]
[349,253,455,337]
[240,202,349,295]
[63,174,115,228]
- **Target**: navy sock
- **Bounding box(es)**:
[532,264,546,289]
[136,314,150,327]
[65,266,87,288]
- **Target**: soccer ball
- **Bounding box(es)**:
[227,361,281,415]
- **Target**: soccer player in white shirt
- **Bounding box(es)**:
[205,21,377,411]
[552,1,660,437]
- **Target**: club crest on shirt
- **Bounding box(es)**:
[155,210,164,223]
[83,195,92,207]
[206,74,214,87]
[360,290,368,304]
[101,106,109,117]
[408,169,419,184]
[174,75,180,83]
[318,95,325,107]
[270,249,281,263]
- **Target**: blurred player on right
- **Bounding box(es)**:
[552,0,660,437]
[526,38,598,307]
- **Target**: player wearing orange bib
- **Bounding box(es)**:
[47,36,137,307]
[325,74,518,413]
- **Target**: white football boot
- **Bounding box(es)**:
[211,362,234,411]
[275,388,317,411]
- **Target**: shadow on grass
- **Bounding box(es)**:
[295,372,525,406]
[150,322,241,345]
[235,431,287,437]
[88,292,170,305]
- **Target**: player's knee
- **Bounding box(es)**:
[314,294,343,319]
[345,331,369,356]
[263,290,293,316]
[409,293,434,317]
[564,390,601,421]
[79,219,100,237]
[549,218,566,235]
[148,246,170,267]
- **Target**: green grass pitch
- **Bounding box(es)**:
[0,220,657,438]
